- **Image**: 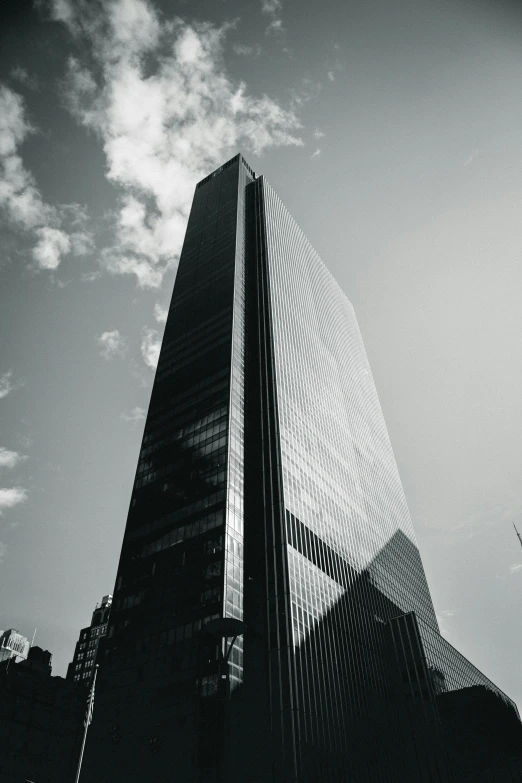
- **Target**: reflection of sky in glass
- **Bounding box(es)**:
[223,158,254,690]
[261,177,437,631]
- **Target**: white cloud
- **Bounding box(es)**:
[313,129,325,139]
[154,302,168,323]
[104,254,165,289]
[464,148,479,167]
[70,230,94,256]
[50,0,301,288]
[310,148,321,160]
[141,327,161,369]
[436,609,456,636]
[10,67,40,91]
[233,43,262,57]
[0,86,33,157]
[509,564,522,574]
[0,85,92,270]
[266,19,283,34]
[32,227,71,270]
[290,77,322,110]
[49,0,78,29]
[59,203,94,256]
[120,406,146,422]
[0,448,25,470]
[0,87,52,230]
[261,0,282,12]
[261,0,283,34]
[98,329,128,360]
[0,487,28,514]
[0,371,14,400]
[0,541,6,561]
[327,71,335,82]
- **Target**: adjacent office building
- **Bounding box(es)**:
[82,155,522,782]
[0,629,30,664]
[0,646,85,783]
[66,594,112,685]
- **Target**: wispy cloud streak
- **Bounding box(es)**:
[120,406,146,422]
[49,0,302,289]
[98,329,128,360]
[261,0,283,34]
[0,85,91,271]
[0,448,26,470]
[0,487,28,514]
[141,327,161,369]
[154,303,168,323]
[0,371,14,400]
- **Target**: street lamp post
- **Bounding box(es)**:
[201,618,247,777]
[203,617,247,700]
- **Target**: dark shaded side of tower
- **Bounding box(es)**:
[80,155,522,783]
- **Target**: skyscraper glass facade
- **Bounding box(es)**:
[260,178,437,624]
[82,155,521,783]
[249,176,444,781]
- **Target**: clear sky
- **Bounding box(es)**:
[0,0,521,708]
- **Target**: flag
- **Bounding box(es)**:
[84,667,98,727]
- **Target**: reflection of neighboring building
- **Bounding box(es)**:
[66,595,112,685]
[0,629,30,663]
[0,646,84,783]
[389,612,522,782]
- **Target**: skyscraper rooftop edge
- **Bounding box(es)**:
[196,152,256,189]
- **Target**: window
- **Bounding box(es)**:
[205,561,222,579]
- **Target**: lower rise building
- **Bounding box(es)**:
[0,647,85,783]
[0,630,30,664]
[66,594,112,686]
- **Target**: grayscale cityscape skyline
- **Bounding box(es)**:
[0,0,521,726]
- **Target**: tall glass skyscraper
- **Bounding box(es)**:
[82,155,521,783]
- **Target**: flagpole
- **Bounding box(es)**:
[74,664,98,783]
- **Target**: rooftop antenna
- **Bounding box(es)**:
[514,523,522,549]
[30,629,37,647]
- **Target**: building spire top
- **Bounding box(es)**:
[514,522,522,548]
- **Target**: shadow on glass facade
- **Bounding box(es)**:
[79,155,522,782]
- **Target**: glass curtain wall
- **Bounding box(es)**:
[82,155,253,783]
[255,176,440,781]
